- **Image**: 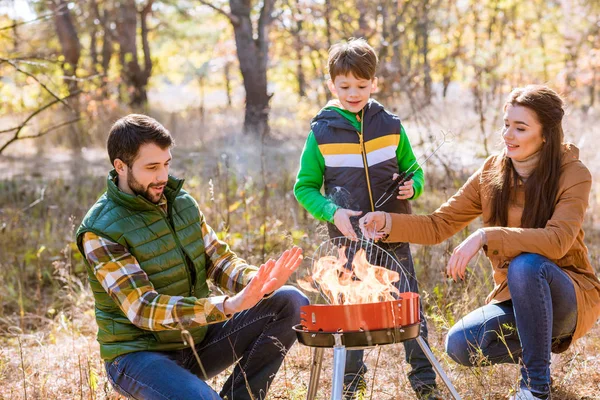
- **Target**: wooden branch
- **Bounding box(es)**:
[0,117,81,154]
[19,117,81,140]
[0,92,81,154]
[2,56,64,66]
[198,0,240,25]
[0,4,66,32]
[21,187,46,212]
[257,0,276,46]
[143,0,155,14]
[0,127,18,135]
[1,58,72,111]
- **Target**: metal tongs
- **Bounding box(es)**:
[374,130,454,208]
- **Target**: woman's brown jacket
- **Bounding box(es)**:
[388,143,599,344]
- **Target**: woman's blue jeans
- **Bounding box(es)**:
[105,286,309,400]
[445,253,577,395]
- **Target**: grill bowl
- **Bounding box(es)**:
[294,292,421,348]
[293,323,421,348]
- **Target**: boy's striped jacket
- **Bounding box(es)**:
[294,99,424,237]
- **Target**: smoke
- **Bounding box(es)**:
[327,186,361,236]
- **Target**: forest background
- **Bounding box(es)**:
[1,0,600,398]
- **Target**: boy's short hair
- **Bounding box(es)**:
[328,38,378,81]
[107,114,173,167]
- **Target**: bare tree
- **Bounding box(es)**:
[48,0,80,93]
[278,0,307,97]
[115,0,154,107]
[48,0,82,149]
[417,0,432,102]
[0,56,81,154]
[292,0,307,97]
[90,0,115,78]
[199,0,276,138]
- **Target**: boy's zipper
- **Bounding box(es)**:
[356,110,375,212]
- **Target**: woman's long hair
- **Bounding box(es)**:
[487,85,565,228]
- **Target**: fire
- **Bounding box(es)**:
[298,246,400,305]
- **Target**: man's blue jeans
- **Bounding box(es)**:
[445,253,577,395]
[344,242,437,393]
[105,286,309,400]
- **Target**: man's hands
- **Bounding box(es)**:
[358,211,391,241]
[333,208,363,240]
[446,229,486,281]
[223,247,303,315]
[393,173,415,200]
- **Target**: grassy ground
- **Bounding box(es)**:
[1,101,600,399]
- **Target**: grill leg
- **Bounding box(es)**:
[307,347,325,400]
[416,336,462,400]
[331,334,346,400]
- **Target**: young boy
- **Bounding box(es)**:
[294,38,439,400]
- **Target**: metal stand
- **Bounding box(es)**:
[330,334,346,400]
[415,336,462,400]
[307,348,324,400]
[305,336,462,400]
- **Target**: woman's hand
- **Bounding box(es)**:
[358,211,391,241]
[446,229,486,281]
[224,247,303,315]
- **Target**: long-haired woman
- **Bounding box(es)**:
[360,85,600,399]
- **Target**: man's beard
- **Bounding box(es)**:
[127,173,166,204]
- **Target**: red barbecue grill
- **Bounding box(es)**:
[295,237,462,400]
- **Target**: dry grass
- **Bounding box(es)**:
[1,99,600,400]
[2,295,600,399]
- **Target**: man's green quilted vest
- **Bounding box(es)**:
[76,170,210,361]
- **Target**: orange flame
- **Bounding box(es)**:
[298,246,400,305]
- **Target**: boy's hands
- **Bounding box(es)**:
[393,173,414,200]
[223,247,303,315]
[333,208,363,241]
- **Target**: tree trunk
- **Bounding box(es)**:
[91,0,114,78]
[224,61,233,107]
[292,0,306,97]
[295,37,306,97]
[377,0,406,101]
[418,0,432,102]
[198,76,205,121]
[229,0,274,138]
[356,0,369,37]
[590,64,597,109]
[115,0,153,107]
[49,0,80,95]
[324,0,332,49]
[49,0,82,150]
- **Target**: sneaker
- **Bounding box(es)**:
[416,385,442,400]
[343,374,367,400]
[509,387,551,400]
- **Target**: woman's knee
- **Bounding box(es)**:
[507,253,548,284]
[445,327,477,366]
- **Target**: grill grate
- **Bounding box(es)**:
[305,236,415,305]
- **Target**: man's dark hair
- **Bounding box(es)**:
[107,114,174,167]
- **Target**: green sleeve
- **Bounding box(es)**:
[293,131,339,223]
[396,124,425,200]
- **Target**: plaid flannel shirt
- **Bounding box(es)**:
[81,196,257,331]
